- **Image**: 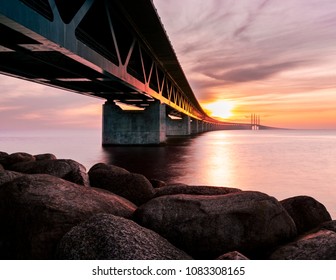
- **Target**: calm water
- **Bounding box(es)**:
[1,129,335,218]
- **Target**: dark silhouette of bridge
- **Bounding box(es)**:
[0,0,254,144]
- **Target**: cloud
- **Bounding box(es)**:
[233,0,273,37]
[0,75,103,129]
[206,61,305,83]
[155,0,336,108]
[0,105,22,112]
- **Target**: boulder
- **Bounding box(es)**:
[9,159,90,187]
[89,163,130,175]
[134,191,297,259]
[34,153,57,161]
[0,174,136,259]
[89,166,155,206]
[1,152,35,168]
[0,151,8,159]
[0,170,23,186]
[270,230,336,260]
[0,152,8,166]
[280,196,331,235]
[216,251,249,260]
[154,185,241,198]
[56,213,192,260]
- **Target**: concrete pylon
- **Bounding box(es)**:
[102,100,166,145]
[190,118,198,134]
[166,114,191,136]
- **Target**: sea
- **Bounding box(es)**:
[1,129,335,218]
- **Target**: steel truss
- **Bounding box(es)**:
[0,0,225,122]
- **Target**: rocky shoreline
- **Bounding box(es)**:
[0,151,335,260]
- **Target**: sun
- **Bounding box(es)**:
[203,100,235,120]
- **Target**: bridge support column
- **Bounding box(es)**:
[102,100,166,145]
[166,115,191,136]
[191,119,201,134]
[205,122,210,132]
[201,121,207,132]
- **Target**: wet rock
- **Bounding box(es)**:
[34,153,57,161]
[134,191,297,259]
[154,185,241,198]
[9,159,90,187]
[280,196,331,235]
[2,152,35,168]
[89,165,155,206]
[216,251,249,260]
[0,174,136,259]
[270,230,336,260]
[0,170,24,186]
[57,214,192,260]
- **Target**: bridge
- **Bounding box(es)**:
[0,0,251,145]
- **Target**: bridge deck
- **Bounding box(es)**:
[0,0,252,129]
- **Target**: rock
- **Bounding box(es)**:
[270,230,336,260]
[150,179,166,188]
[89,163,130,175]
[318,220,336,233]
[216,251,249,260]
[302,220,336,235]
[0,170,24,186]
[2,152,35,168]
[56,213,192,260]
[0,151,9,166]
[89,166,155,206]
[134,191,297,259]
[9,159,90,187]
[34,153,57,161]
[0,174,136,259]
[0,151,8,158]
[0,164,4,172]
[280,196,331,235]
[154,185,241,198]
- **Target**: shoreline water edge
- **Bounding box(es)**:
[1,150,335,260]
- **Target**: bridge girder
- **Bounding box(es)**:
[0,0,222,122]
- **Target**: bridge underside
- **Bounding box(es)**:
[0,0,250,144]
[0,25,137,98]
[0,1,155,108]
[0,0,208,117]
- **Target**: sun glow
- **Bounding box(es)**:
[203,100,236,120]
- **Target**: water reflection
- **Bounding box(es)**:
[102,132,236,186]
[102,136,194,183]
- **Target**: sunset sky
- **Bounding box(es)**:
[1,0,336,130]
